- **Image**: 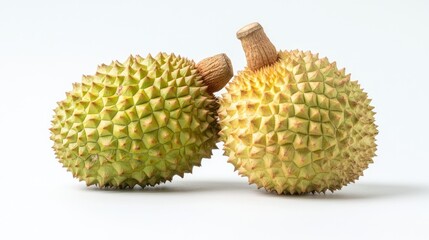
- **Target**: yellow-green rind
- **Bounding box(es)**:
[218,50,377,194]
[50,53,219,188]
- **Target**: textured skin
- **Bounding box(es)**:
[219,50,378,194]
[50,53,219,188]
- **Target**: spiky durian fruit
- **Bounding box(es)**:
[218,23,378,194]
[51,53,232,188]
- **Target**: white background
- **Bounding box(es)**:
[1,0,428,239]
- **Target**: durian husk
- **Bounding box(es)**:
[219,50,378,194]
[50,53,220,188]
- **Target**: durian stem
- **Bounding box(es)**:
[196,53,233,94]
[237,22,277,71]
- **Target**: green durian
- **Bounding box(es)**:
[218,23,378,194]
[51,53,232,188]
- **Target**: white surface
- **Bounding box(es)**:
[1,0,428,239]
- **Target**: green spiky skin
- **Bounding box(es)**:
[218,50,378,194]
[50,53,219,188]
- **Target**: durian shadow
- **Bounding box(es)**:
[257,182,429,200]
[82,180,254,194]
[81,180,428,200]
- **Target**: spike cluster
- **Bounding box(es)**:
[50,53,219,188]
[218,50,378,194]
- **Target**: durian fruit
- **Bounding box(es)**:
[50,53,233,188]
[218,23,378,194]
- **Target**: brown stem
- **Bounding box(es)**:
[236,22,277,71]
[196,53,233,94]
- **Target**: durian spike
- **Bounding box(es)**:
[196,53,233,94]
[236,22,277,71]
